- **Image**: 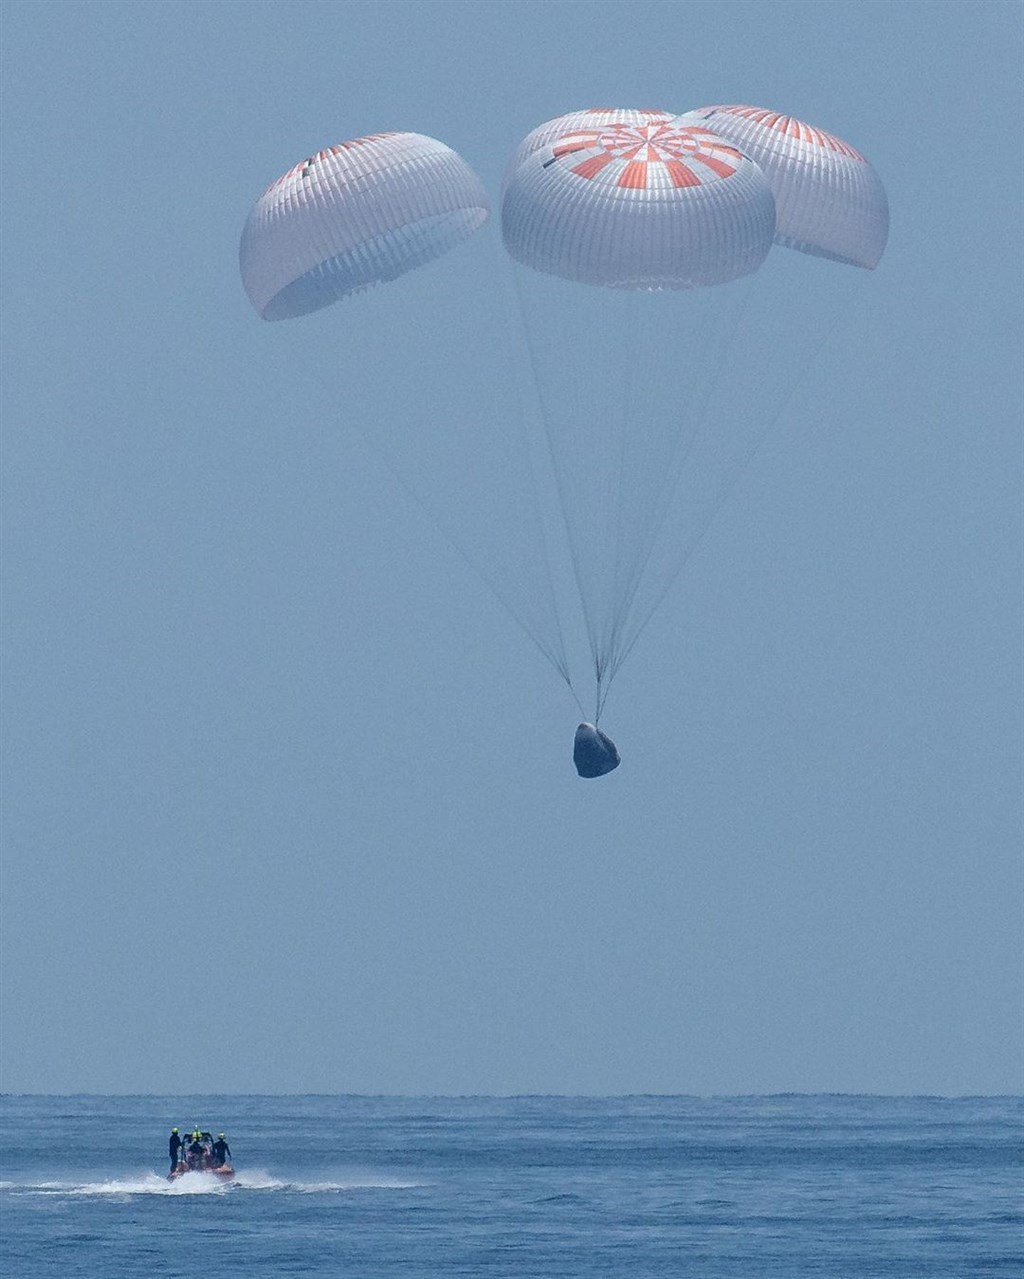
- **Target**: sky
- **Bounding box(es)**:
[1,0,1021,1096]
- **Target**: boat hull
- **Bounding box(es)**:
[168,1162,235,1182]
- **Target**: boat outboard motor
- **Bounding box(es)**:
[573,723,620,778]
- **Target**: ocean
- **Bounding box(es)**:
[1,1095,1020,1277]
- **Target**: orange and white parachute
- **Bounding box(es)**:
[502,116,776,290]
[239,131,489,320]
[677,105,889,268]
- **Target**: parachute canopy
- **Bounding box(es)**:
[677,105,889,268]
[573,723,621,778]
[502,117,776,290]
[240,131,489,320]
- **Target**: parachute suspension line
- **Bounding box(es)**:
[602,287,644,684]
[595,667,613,724]
[341,409,573,687]
[605,278,755,679]
[566,316,610,701]
[491,247,575,688]
[511,263,604,685]
[603,291,682,682]
[610,278,866,683]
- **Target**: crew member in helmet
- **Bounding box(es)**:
[187,1130,205,1169]
[169,1127,182,1174]
[212,1133,231,1168]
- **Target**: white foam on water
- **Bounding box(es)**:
[23,1172,232,1196]
[7,1170,421,1196]
[229,1169,286,1190]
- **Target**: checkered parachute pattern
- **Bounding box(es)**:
[503,108,676,188]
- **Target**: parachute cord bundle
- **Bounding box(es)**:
[601,277,758,692]
[510,263,604,702]
[601,278,755,693]
[513,261,760,725]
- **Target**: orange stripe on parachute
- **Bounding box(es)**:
[571,153,616,180]
[690,152,737,179]
[618,160,648,189]
[554,135,599,157]
[665,159,701,187]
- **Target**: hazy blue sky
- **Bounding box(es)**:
[2,0,1021,1095]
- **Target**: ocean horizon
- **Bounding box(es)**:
[2,1093,1020,1276]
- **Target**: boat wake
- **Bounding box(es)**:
[1,1170,421,1197]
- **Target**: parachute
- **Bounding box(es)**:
[239,131,489,320]
[676,106,889,268]
[501,114,779,732]
[240,110,887,778]
[502,118,775,289]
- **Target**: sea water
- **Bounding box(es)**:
[1,1095,1020,1277]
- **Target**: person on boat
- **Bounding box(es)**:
[212,1134,231,1168]
[187,1131,205,1169]
[169,1128,182,1174]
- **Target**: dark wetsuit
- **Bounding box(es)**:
[169,1132,181,1173]
[212,1138,231,1168]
